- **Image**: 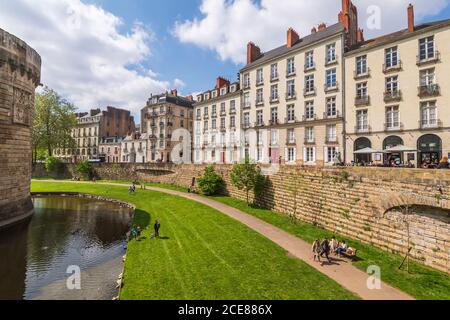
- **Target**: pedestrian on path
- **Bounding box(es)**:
[312,239,321,262]
[154,220,161,238]
[320,238,332,264]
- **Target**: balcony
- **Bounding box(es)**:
[254,121,265,128]
[147,112,158,119]
[220,126,227,132]
[324,82,339,93]
[384,90,402,103]
[285,117,297,124]
[270,75,279,83]
[255,100,264,107]
[323,111,341,119]
[242,102,251,110]
[417,51,440,66]
[270,97,279,104]
[355,125,372,134]
[243,83,251,90]
[149,134,157,140]
[354,68,371,80]
[303,87,317,97]
[303,114,317,122]
[384,122,404,132]
[269,119,280,126]
[286,139,296,146]
[256,80,264,87]
[220,110,227,116]
[203,114,209,120]
[355,95,370,106]
[242,122,251,129]
[285,91,297,101]
[326,136,339,144]
[229,108,237,115]
[325,55,338,66]
[419,119,442,130]
[304,62,316,72]
[383,60,403,73]
[286,68,296,78]
[418,84,440,98]
[304,138,315,145]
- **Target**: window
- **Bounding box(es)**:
[356,55,367,75]
[220,118,226,129]
[257,110,264,126]
[305,51,314,69]
[230,100,236,112]
[271,107,278,123]
[326,97,337,118]
[385,47,398,68]
[305,127,314,143]
[420,68,435,86]
[230,116,236,128]
[211,119,217,130]
[220,103,226,114]
[204,120,209,131]
[204,107,209,116]
[256,88,264,104]
[305,75,315,93]
[386,76,399,93]
[305,101,315,120]
[243,73,250,88]
[287,57,295,75]
[326,68,337,89]
[243,92,251,108]
[356,82,368,98]
[287,148,296,162]
[386,106,400,129]
[327,124,337,142]
[271,85,279,101]
[256,68,264,85]
[257,148,263,161]
[270,63,278,80]
[305,147,315,163]
[271,130,278,145]
[419,36,435,61]
[243,113,250,127]
[196,109,201,118]
[212,105,217,116]
[287,128,295,144]
[326,147,338,163]
[326,43,337,64]
[287,105,295,122]
[420,101,437,127]
[356,110,369,131]
[287,80,295,98]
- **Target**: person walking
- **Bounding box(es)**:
[312,239,321,262]
[320,238,332,263]
[154,220,161,238]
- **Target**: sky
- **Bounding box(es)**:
[1,0,450,120]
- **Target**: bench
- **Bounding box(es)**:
[341,249,358,261]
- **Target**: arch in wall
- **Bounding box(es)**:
[354,137,372,163]
[383,136,404,164]
[418,134,442,166]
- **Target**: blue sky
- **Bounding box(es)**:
[1,0,450,118]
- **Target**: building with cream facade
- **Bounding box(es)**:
[345,4,450,167]
[193,78,242,164]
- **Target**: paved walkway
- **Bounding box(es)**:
[36,180,414,300]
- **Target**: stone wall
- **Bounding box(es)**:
[33,163,450,273]
[0,29,41,228]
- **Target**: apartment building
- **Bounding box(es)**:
[141,90,194,163]
[121,132,149,163]
[99,136,122,163]
[55,107,135,162]
[193,77,242,164]
[345,4,450,166]
[238,0,362,166]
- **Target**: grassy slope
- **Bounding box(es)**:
[31,181,356,300]
[208,196,450,300]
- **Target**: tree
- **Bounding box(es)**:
[230,158,267,205]
[197,166,224,196]
[45,156,65,175]
[76,161,94,179]
[33,87,77,161]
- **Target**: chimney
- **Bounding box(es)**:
[216,76,230,89]
[357,28,364,43]
[287,28,300,48]
[171,89,178,97]
[318,23,327,31]
[247,42,261,64]
[408,4,415,32]
[186,95,194,101]
[311,27,317,34]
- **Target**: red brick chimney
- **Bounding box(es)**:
[311,27,317,34]
[216,76,230,89]
[408,4,415,32]
[247,42,261,64]
[318,23,327,31]
[357,28,364,43]
[171,89,178,97]
[287,28,300,48]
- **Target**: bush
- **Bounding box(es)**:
[45,156,65,174]
[197,166,224,196]
[76,161,94,179]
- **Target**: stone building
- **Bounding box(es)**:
[141,90,194,163]
[121,132,149,163]
[99,136,123,163]
[193,77,241,164]
[0,28,41,228]
[344,4,450,167]
[237,0,362,166]
[56,106,135,162]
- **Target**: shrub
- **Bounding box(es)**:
[76,161,94,179]
[44,156,65,174]
[197,166,224,196]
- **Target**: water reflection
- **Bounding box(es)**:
[0,196,133,300]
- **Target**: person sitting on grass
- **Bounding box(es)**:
[312,239,321,262]
[336,241,348,257]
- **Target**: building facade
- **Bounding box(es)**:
[141,90,194,163]
[99,136,122,163]
[237,0,362,166]
[345,5,450,167]
[194,77,242,164]
[121,132,149,163]
[56,106,135,162]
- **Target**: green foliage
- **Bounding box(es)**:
[33,86,77,161]
[76,161,94,179]
[44,156,65,174]
[197,166,224,196]
[230,158,267,205]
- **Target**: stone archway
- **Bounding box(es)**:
[354,137,372,163]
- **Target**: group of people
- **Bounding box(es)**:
[312,236,355,263]
[130,220,161,241]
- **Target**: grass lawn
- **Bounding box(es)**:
[208,196,450,300]
[31,181,357,300]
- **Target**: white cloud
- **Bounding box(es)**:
[174,78,187,88]
[0,0,173,116]
[173,0,450,64]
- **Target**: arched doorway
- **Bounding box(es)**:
[418,134,442,167]
[383,136,404,165]
[354,137,371,164]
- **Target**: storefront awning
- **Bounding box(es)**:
[354,147,382,154]
[384,145,417,153]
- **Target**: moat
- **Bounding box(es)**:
[0,196,133,300]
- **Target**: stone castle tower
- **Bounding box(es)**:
[0,29,41,228]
